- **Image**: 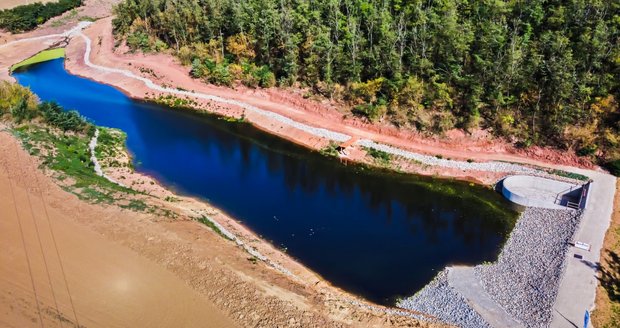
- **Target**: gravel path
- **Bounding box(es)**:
[398,270,491,328]
[89,128,126,186]
[0,21,91,49]
[474,208,583,328]
[357,139,542,174]
[77,29,352,143]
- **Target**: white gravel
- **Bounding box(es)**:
[474,208,583,328]
[356,139,542,174]
[89,128,126,187]
[398,270,491,328]
[0,21,92,49]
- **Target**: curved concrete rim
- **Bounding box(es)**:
[501,175,580,209]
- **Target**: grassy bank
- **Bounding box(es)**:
[12,124,130,202]
[11,48,65,72]
[12,123,181,217]
[0,81,177,217]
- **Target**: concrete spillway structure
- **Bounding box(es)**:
[501,175,587,210]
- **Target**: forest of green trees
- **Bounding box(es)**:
[0,0,83,33]
[112,0,619,168]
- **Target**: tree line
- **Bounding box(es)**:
[112,0,619,168]
[0,0,83,33]
[0,81,90,133]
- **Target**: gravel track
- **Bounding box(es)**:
[397,270,491,328]
[357,139,542,174]
[474,208,583,327]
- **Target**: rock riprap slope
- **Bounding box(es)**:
[475,208,582,327]
[397,270,491,328]
[399,208,582,328]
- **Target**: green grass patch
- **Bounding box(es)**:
[121,199,148,211]
[548,169,590,182]
[195,215,232,241]
[364,146,391,165]
[11,48,65,72]
[150,94,199,109]
[95,127,124,159]
[12,125,135,204]
[319,141,340,157]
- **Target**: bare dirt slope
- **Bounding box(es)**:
[0,130,238,328]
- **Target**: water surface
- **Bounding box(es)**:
[14,58,517,305]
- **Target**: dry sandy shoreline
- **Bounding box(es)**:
[0,130,239,328]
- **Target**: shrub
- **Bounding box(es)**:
[11,98,33,123]
[242,73,259,88]
[0,81,38,116]
[207,64,233,86]
[319,141,339,157]
[177,46,194,65]
[126,31,151,52]
[38,101,90,132]
[365,147,391,164]
[605,159,620,177]
[577,144,598,157]
[228,63,244,80]
[190,58,205,78]
[255,65,276,88]
[432,111,456,133]
[349,78,385,104]
[352,98,387,122]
